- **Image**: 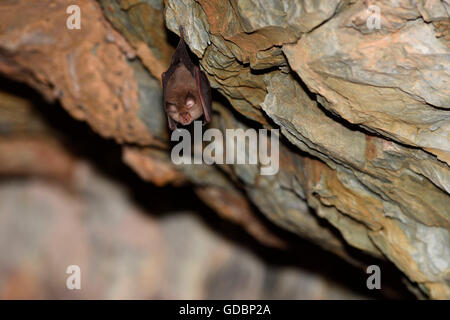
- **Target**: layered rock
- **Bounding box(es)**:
[0,0,448,298]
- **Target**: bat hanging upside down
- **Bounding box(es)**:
[162,27,212,130]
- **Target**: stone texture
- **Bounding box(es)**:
[0,0,448,299]
[283,1,450,163]
[0,89,374,299]
[0,173,371,299]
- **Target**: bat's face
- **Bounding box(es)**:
[165,91,203,126]
[162,31,212,130]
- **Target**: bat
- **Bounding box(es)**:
[162,26,212,130]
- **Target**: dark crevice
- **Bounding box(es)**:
[0,74,416,299]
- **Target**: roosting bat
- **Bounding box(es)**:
[162,27,212,130]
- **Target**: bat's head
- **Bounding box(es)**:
[165,91,203,126]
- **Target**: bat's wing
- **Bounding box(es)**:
[162,71,177,130]
[162,27,211,129]
[162,28,192,103]
[162,27,197,130]
[194,66,212,124]
[170,28,196,74]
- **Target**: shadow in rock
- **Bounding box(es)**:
[0,75,417,300]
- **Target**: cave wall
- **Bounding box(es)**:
[0,0,449,298]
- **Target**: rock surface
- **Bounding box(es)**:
[0,87,377,299]
[0,0,448,298]
[0,164,371,299]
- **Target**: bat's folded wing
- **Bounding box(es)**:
[195,67,212,124]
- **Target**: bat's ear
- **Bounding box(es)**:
[167,116,177,131]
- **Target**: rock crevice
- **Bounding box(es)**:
[0,0,448,299]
